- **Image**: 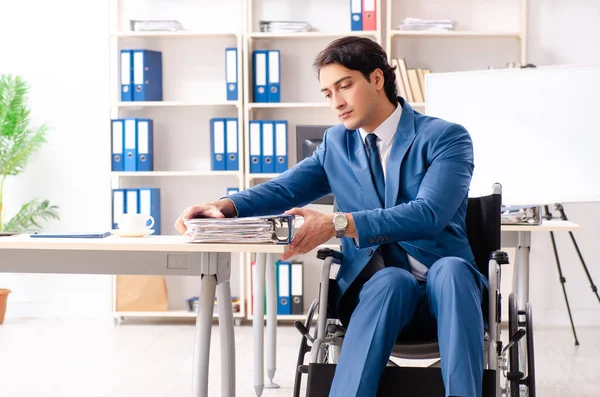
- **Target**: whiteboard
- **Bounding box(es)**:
[425,64,600,205]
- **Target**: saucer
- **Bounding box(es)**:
[111,229,155,238]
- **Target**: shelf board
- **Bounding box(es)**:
[112,171,241,178]
[115,100,239,108]
[248,102,328,109]
[248,31,377,39]
[410,102,426,107]
[390,30,521,39]
[247,314,317,321]
[247,173,282,180]
[113,310,245,319]
[112,31,239,38]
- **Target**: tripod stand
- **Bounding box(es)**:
[543,203,600,345]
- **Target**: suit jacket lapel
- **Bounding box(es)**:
[385,98,418,208]
[348,129,383,209]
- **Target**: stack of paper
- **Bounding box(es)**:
[129,20,183,32]
[397,18,457,31]
[184,215,295,244]
[259,20,312,33]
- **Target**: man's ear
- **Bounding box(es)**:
[370,69,385,90]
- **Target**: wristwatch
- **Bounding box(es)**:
[332,212,348,238]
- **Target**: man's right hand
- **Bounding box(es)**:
[174,199,237,234]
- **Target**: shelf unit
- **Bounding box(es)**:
[114,101,240,108]
[385,0,527,110]
[106,0,529,324]
[108,0,247,323]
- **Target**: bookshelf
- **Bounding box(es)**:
[108,0,246,324]
[107,0,529,324]
[385,0,528,108]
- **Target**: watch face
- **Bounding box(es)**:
[334,214,347,229]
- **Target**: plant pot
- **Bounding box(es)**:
[0,289,11,325]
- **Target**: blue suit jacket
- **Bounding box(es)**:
[229,98,484,305]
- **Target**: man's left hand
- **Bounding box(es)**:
[282,207,335,260]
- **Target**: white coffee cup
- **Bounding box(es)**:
[118,213,154,232]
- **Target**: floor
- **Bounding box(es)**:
[0,318,598,397]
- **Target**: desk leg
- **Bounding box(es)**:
[192,274,217,397]
[217,280,235,397]
[265,253,279,389]
[512,231,531,312]
[512,230,530,386]
[253,253,266,397]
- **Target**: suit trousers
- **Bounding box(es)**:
[329,256,485,397]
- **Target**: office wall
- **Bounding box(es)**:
[0,0,599,326]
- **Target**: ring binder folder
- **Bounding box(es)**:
[184,215,295,244]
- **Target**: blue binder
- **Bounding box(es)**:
[133,50,163,101]
[139,188,161,234]
[249,120,262,174]
[111,119,124,172]
[277,261,292,315]
[123,118,137,171]
[112,189,126,229]
[253,50,269,103]
[211,118,227,171]
[267,50,280,102]
[274,120,288,173]
[125,189,139,214]
[350,0,363,31]
[120,50,133,101]
[225,48,238,101]
[136,119,153,172]
[261,120,275,173]
[225,118,239,171]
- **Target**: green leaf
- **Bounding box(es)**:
[2,199,60,233]
[0,74,49,177]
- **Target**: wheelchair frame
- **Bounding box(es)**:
[293,190,536,397]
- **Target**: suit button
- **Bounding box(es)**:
[367,249,373,255]
[385,236,390,241]
[368,238,374,244]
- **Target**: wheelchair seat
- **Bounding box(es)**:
[293,183,536,397]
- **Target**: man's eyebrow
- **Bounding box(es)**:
[320,76,352,92]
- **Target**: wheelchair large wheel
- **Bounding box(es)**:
[508,293,520,397]
[525,302,536,397]
[293,298,319,397]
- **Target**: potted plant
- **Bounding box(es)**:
[0,73,60,324]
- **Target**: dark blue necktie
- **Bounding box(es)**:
[365,133,385,206]
[365,133,409,270]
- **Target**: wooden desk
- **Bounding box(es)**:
[501,220,582,311]
[0,235,287,397]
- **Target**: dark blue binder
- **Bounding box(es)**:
[30,232,111,238]
[249,120,262,174]
[133,50,163,101]
[225,118,239,171]
[111,119,124,172]
[253,50,269,102]
[136,119,153,172]
[120,49,133,101]
[225,48,238,101]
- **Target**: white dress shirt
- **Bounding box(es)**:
[358,104,429,281]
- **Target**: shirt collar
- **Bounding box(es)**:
[359,103,402,147]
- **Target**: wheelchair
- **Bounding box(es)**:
[293,183,536,397]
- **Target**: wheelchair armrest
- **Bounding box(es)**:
[317,248,343,263]
[490,250,509,265]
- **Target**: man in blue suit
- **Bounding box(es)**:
[175,37,486,397]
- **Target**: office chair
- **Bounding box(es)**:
[293,183,536,397]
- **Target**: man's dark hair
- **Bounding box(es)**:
[313,36,398,106]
